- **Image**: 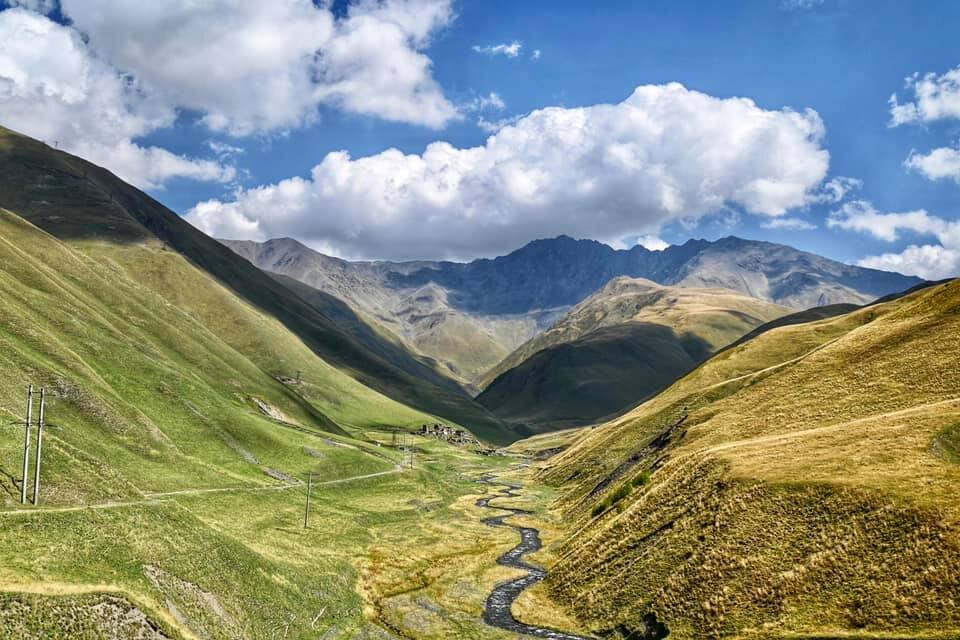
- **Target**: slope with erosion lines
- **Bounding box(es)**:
[535,279,960,639]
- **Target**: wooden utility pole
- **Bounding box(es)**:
[304,472,313,528]
[20,386,33,505]
[32,388,45,506]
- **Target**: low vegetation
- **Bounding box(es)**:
[536,279,960,639]
[478,278,789,432]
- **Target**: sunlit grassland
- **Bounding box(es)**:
[0,432,548,639]
[535,280,960,639]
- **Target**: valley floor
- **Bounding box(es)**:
[0,431,588,640]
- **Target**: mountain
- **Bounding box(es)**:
[225,237,564,389]
[532,278,960,638]
[0,126,512,444]
[476,279,790,432]
[223,235,921,389]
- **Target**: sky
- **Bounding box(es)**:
[0,0,958,277]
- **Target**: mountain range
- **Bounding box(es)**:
[224,235,923,396]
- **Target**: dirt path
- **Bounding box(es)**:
[1,466,404,516]
[476,474,594,640]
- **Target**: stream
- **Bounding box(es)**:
[477,473,594,639]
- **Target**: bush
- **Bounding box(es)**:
[632,470,652,488]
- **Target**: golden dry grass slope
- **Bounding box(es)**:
[536,279,960,639]
[477,278,790,433]
[482,276,791,387]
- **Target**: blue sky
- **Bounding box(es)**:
[1,0,959,276]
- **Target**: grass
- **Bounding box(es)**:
[480,276,790,389]
[534,279,960,639]
[478,278,790,432]
[0,125,513,444]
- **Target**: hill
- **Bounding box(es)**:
[224,236,921,389]
[0,126,512,444]
[0,130,538,639]
[475,279,789,432]
[532,278,960,639]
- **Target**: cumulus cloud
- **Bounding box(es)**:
[889,65,960,126]
[473,41,523,58]
[905,145,960,184]
[57,0,458,134]
[0,8,232,189]
[0,0,459,188]
[828,200,960,279]
[189,83,830,260]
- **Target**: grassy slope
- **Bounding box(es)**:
[0,209,541,637]
[478,322,714,434]
[534,279,960,639]
[0,126,512,444]
[478,279,789,433]
[481,277,790,388]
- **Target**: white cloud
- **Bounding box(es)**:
[465,92,506,113]
[905,145,960,184]
[889,65,960,126]
[189,83,830,261]
[530,49,542,61]
[761,217,817,231]
[827,200,947,242]
[858,245,959,280]
[473,41,523,58]
[0,8,232,189]
[828,200,960,279]
[56,0,457,134]
[636,234,670,251]
[208,141,245,160]
[810,176,862,204]
[476,113,524,133]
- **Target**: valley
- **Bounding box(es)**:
[0,127,957,640]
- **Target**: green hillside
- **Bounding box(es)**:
[0,206,540,639]
[478,278,789,432]
[532,279,960,639]
[0,126,513,444]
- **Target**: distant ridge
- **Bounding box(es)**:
[223,234,923,390]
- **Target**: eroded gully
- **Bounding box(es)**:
[477,473,593,639]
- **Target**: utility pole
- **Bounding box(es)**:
[304,472,313,529]
[20,386,33,505]
[32,388,45,506]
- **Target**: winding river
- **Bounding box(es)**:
[477,474,594,640]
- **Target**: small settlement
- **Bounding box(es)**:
[419,423,477,446]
